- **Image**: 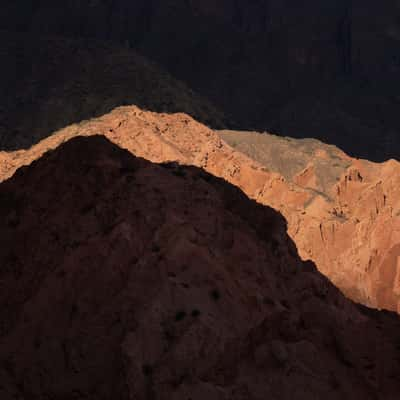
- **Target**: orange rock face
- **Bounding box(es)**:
[221,131,400,312]
[1,135,400,399]
[1,106,400,312]
[0,107,305,214]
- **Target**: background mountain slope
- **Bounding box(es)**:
[0,31,225,150]
[1,0,400,160]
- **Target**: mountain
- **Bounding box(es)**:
[0,31,225,151]
[220,130,400,311]
[1,134,400,399]
[1,0,400,160]
[2,105,400,313]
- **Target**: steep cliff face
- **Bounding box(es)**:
[2,0,399,160]
[1,134,400,399]
[2,106,400,313]
[221,130,400,312]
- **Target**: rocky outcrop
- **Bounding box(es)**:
[221,130,400,312]
[2,106,400,313]
[1,134,400,399]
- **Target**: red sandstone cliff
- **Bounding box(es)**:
[221,130,400,312]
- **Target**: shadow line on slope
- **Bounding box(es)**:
[1,135,400,398]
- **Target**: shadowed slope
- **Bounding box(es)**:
[0,31,225,151]
[1,1,400,160]
[1,135,400,399]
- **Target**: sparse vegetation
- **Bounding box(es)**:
[151,243,160,253]
[142,364,153,376]
[175,311,187,321]
[200,172,212,182]
[191,309,201,317]
[210,289,221,301]
[172,167,186,178]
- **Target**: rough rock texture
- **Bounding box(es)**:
[0,31,224,150]
[1,135,400,399]
[220,130,400,312]
[220,130,352,194]
[2,106,400,313]
[2,0,400,160]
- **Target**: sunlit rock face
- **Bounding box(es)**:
[2,105,400,312]
[221,129,400,313]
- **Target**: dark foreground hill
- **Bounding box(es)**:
[0,135,400,399]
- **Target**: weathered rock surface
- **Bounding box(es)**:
[1,134,400,399]
[1,106,400,312]
[221,130,400,312]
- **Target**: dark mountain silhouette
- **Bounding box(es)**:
[1,1,400,160]
[0,31,225,151]
[1,135,400,399]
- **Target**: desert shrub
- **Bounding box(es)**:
[191,309,201,317]
[210,289,221,301]
[175,311,187,322]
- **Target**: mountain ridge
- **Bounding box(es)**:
[1,134,400,399]
[2,106,400,312]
